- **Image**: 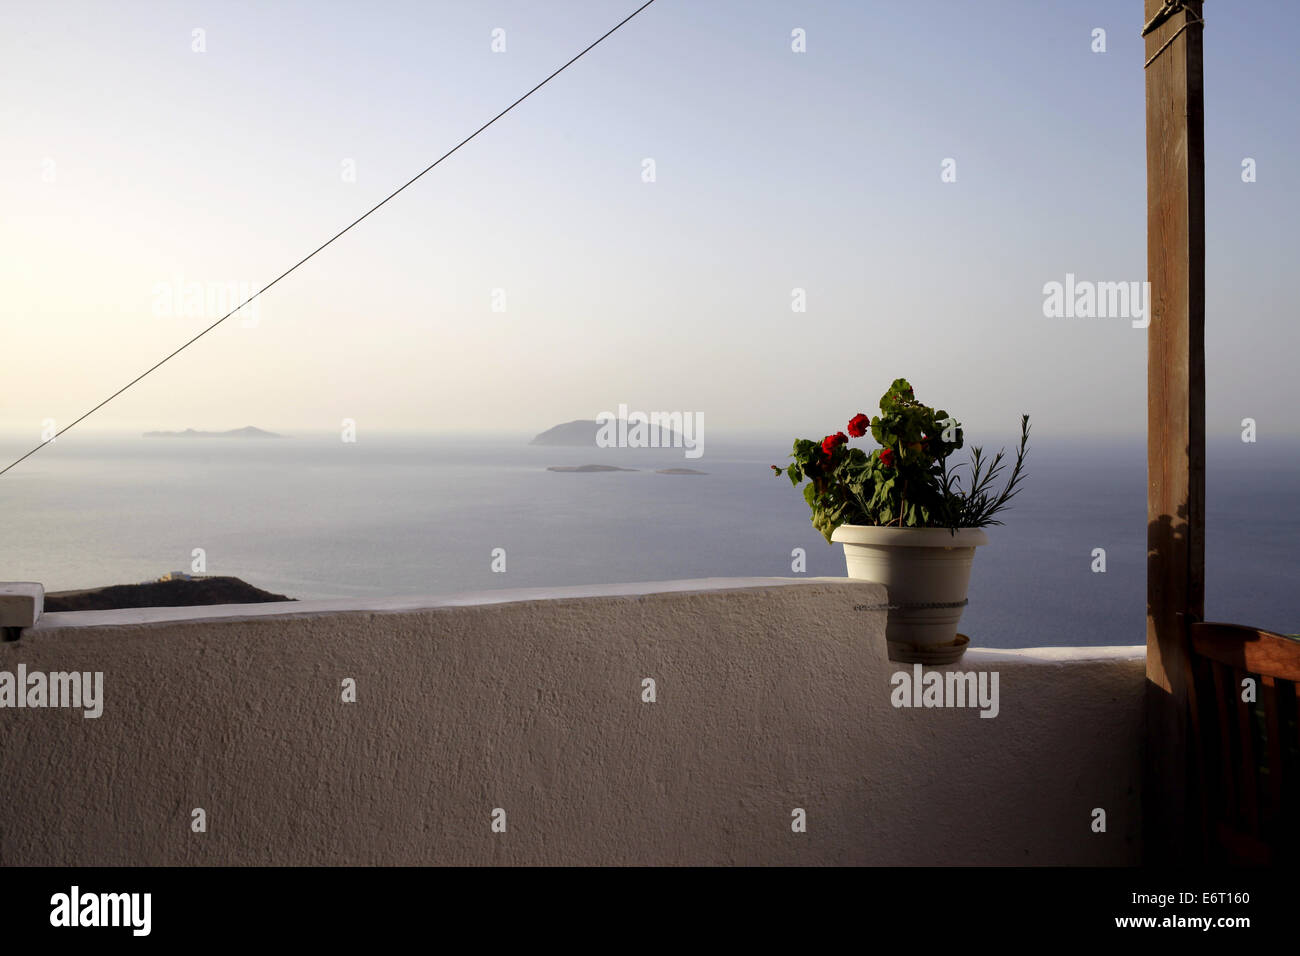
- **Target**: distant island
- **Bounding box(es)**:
[655,468,707,475]
[531,420,612,446]
[44,575,294,612]
[530,419,686,447]
[143,426,286,439]
[547,464,638,473]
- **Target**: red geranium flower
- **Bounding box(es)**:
[880,447,896,468]
[847,413,870,438]
[821,432,848,455]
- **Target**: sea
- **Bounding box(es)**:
[0,432,1294,648]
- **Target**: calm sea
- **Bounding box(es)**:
[0,432,1294,647]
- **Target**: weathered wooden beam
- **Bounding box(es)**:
[1143,0,1206,864]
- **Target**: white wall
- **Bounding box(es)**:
[0,578,1144,865]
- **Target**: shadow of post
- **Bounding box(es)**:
[1144,504,1198,863]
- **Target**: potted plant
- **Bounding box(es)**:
[773,378,1029,663]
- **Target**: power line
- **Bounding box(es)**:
[1,0,658,478]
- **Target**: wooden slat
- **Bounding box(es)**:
[1260,676,1283,834]
[1211,662,1236,823]
[1233,668,1259,836]
[1182,650,1211,861]
[1143,0,1207,864]
[1289,681,1300,816]
[1215,821,1271,867]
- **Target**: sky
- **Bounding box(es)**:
[2,0,1297,448]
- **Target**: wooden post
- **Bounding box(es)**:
[1143,0,1206,864]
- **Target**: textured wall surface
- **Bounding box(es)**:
[0,578,1145,865]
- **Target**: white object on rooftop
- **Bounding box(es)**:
[0,582,44,629]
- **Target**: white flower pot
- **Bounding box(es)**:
[830,524,988,663]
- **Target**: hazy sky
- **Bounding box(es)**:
[2,0,1297,447]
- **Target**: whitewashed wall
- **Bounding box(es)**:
[0,579,1144,865]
